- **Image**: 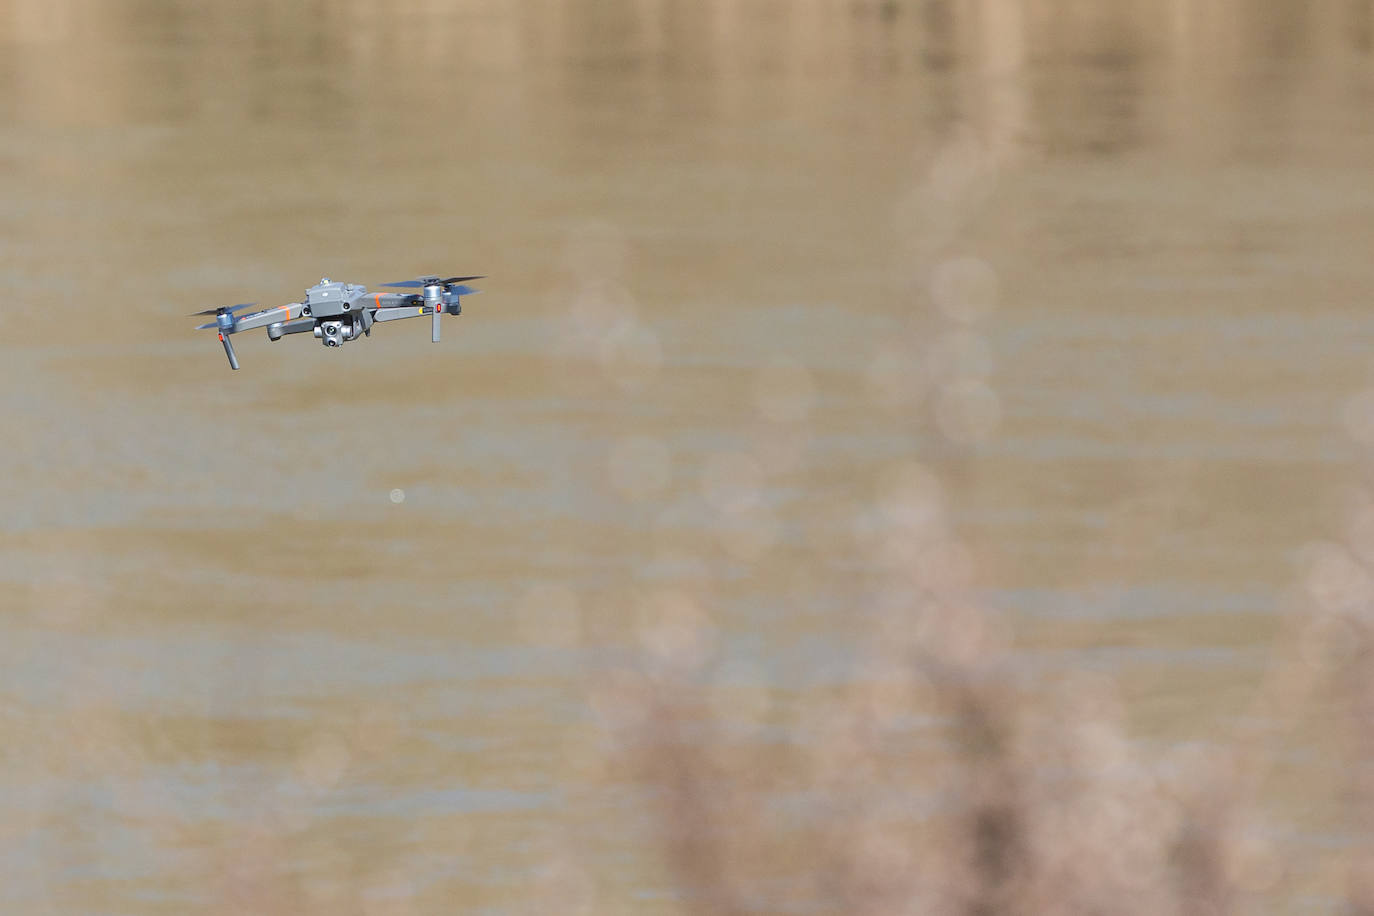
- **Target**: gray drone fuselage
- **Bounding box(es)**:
[196,275,478,370]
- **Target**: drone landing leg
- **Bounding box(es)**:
[219,333,240,371]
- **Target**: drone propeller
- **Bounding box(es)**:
[377,277,483,343]
[379,276,484,288]
[188,302,256,317]
[190,303,255,370]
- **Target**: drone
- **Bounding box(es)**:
[190,274,482,370]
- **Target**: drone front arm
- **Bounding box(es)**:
[232,302,305,333]
[371,304,433,323]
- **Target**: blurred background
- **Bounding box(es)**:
[3,0,1374,912]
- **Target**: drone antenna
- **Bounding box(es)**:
[219,332,240,370]
[421,281,444,343]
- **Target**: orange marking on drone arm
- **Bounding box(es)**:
[375,294,381,309]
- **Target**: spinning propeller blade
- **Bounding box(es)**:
[380,276,484,289]
[188,302,256,317]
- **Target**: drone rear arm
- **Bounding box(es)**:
[267,318,316,340]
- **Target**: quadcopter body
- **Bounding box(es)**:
[191,274,482,370]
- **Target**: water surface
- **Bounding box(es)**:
[3,0,1374,911]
